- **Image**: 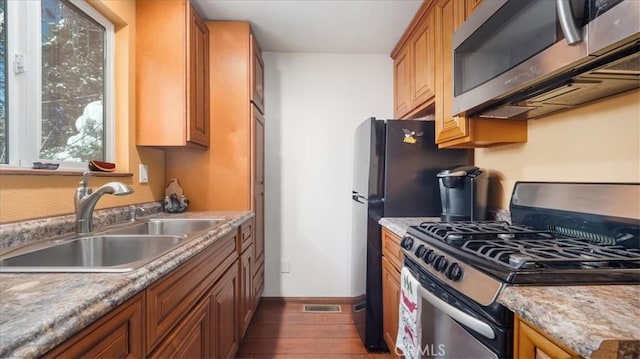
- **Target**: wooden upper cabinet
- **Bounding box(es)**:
[250,34,265,114]
[432,0,527,148]
[393,46,411,118]
[136,0,210,148]
[392,1,436,119]
[409,9,436,109]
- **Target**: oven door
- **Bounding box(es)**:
[403,260,512,358]
[452,0,589,117]
[418,286,498,359]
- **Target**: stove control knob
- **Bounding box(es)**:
[415,245,427,258]
[424,250,437,264]
[400,237,414,250]
[434,256,448,272]
[446,263,463,281]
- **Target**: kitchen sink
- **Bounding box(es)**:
[106,218,224,236]
[0,234,185,273]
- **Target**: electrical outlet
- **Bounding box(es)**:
[281,258,290,273]
[139,164,149,184]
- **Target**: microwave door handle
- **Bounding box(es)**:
[418,286,496,340]
[556,0,583,45]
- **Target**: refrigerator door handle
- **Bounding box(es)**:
[352,194,367,203]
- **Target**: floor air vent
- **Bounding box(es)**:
[302,304,342,313]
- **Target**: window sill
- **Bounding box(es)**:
[0,168,133,177]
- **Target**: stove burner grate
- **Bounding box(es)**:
[415,221,555,245]
[461,237,640,270]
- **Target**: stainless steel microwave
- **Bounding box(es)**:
[452,0,640,120]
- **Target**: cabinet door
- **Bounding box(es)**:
[44,293,144,359]
[251,34,265,114]
[393,46,411,118]
[240,245,254,338]
[253,261,265,310]
[382,256,402,359]
[252,106,265,272]
[210,262,240,359]
[514,316,581,359]
[434,0,469,144]
[410,10,436,108]
[151,297,210,359]
[188,5,210,146]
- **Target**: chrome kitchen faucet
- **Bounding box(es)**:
[75,171,133,233]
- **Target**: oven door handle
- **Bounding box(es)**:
[418,286,496,340]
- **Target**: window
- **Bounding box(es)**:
[1,0,114,169]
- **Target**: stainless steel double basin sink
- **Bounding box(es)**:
[0,218,224,273]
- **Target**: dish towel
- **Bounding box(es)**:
[396,266,422,359]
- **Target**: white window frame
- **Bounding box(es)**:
[4,0,114,170]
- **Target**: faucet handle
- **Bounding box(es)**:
[129,205,145,222]
[80,171,92,188]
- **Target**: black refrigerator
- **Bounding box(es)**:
[351,118,470,351]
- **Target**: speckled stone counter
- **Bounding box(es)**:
[378,217,439,237]
[0,210,253,358]
[499,285,640,358]
[379,217,640,359]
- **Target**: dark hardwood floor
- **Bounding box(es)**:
[237,298,393,358]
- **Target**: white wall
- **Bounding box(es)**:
[263,52,393,297]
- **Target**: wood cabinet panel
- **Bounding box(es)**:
[382,256,402,359]
[136,0,209,148]
[393,47,411,118]
[150,296,210,359]
[240,245,255,337]
[382,228,403,272]
[210,262,241,359]
[188,5,210,146]
[515,316,581,359]
[253,261,265,310]
[252,106,265,273]
[410,9,436,108]
[44,293,144,359]
[145,230,238,352]
[251,34,265,114]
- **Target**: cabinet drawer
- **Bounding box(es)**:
[146,230,238,352]
[44,292,144,359]
[240,220,252,253]
[382,228,403,271]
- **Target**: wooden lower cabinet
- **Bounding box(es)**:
[240,244,255,337]
[44,292,144,359]
[382,256,402,359]
[44,220,258,359]
[515,316,581,359]
[381,228,404,358]
[210,262,241,359]
[150,297,210,358]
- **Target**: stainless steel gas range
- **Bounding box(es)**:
[400,182,640,359]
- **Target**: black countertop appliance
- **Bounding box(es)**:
[437,165,488,221]
[350,118,470,351]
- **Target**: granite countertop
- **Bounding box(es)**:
[378,217,439,238]
[500,285,640,358]
[379,217,640,359]
[0,211,253,358]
